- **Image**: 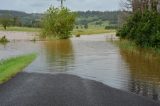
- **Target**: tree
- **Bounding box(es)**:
[120,0,132,11]
[121,0,160,12]
[118,0,160,27]
[84,24,88,29]
[41,6,76,39]
[0,17,12,30]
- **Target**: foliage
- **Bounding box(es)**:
[75,34,81,37]
[0,36,9,43]
[0,17,12,30]
[0,10,41,28]
[41,7,76,39]
[0,53,37,84]
[114,39,160,61]
[117,10,160,48]
[0,10,120,28]
[76,11,120,26]
[84,24,88,29]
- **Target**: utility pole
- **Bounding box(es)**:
[57,0,66,9]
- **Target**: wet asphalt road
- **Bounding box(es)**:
[0,72,159,106]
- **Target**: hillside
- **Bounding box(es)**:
[0,10,119,28]
[0,10,42,27]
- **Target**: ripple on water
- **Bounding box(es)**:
[0,35,160,101]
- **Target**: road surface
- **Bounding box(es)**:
[0,72,159,106]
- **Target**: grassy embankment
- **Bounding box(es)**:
[0,26,116,35]
[114,39,160,61]
[0,53,37,84]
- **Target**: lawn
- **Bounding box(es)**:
[0,53,37,84]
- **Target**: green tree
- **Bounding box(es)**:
[41,7,76,39]
[84,24,88,29]
[0,18,12,30]
[117,10,160,48]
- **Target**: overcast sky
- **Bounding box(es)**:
[0,0,121,13]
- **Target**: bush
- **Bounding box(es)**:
[41,7,76,39]
[75,34,81,37]
[0,36,9,43]
[84,24,88,29]
[117,10,160,48]
[0,17,12,30]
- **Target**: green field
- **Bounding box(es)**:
[0,26,116,35]
[0,26,40,32]
[0,53,37,84]
[73,24,116,35]
[72,28,115,35]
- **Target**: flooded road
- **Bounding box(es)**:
[0,34,160,101]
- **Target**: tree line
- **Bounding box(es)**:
[76,11,120,25]
[117,0,160,48]
[0,10,120,30]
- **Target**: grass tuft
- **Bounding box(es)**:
[114,39,160,61]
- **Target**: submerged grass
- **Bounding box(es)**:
[114,39,160,61]
[0,53,37,84]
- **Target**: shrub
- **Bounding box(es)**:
[0,17,12,30]
[41,7,76,39]
[0,36,9,43]
[75,34,81,37]
[117,10,160,48]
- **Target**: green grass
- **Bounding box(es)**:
[72,28,116,35]
[0,53,37,84]
[0,26,116,35]
[0,26,40,32]
[114,39,160,61]
[0,36,9,43]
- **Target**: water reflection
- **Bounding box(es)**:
[43,40,74,72]
[120,50,160,100]
[1,35,160,101]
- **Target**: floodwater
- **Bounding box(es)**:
[0,34,160,101]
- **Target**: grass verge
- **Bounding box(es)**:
[0,53,37,84]
[114,39,160,61]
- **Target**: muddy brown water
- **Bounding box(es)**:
[0,34,160,101]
